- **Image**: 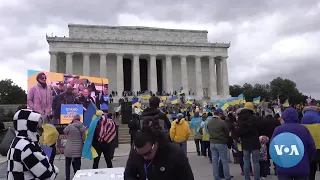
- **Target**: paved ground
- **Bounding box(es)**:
[54,153,320,180]
[1,142,320,179]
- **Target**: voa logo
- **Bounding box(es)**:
[270,133,304,168]
[274,145,300,156]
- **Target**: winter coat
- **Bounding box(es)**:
[63,121,86,157]
[27,83,52,115]
[170,118,190,143]
[272,107,316,177]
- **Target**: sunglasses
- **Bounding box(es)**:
[134,144,154,157]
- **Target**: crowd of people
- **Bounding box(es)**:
[5,72,320,180]
[128,97,320,180]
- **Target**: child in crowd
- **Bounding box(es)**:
[259,135,269,179]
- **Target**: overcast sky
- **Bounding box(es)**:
[0,0,319,99]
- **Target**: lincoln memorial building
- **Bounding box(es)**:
[47,24,231,99]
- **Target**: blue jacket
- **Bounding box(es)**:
[301,106,320,124]
[272,107,316,177]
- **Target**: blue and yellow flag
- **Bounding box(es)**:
[170,95,179,104]
[212,100,220,107]
[283,99,289,107]
[237,94,244,104]
[132,98,141,108]
[178,86,184,95]
[253,96,261,104]
[141,91,151,100]
[221,102,229,110]
[82,115,100,160]
[83,102,96,128]
[185,99,193,105]
[160,96,167,101]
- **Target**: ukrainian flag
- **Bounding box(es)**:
[237,94,244,104]
[132,98,141,108]
[178,86,185,95]
[221,102,229,110]
[185,99,193,105]
[253,96,261,104]
[160,96,167,101]
[227,97,238,106]
[203,101,207,107]
[212,100,220,107]
[170,95,179,104]
[283,99,289,107]
[141,91,151,100]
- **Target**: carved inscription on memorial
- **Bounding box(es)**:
[69,25,208,43]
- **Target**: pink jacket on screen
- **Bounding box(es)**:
[27,83,53,115]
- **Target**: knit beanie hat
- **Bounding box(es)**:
[73,114,81,121]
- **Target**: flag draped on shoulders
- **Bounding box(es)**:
[82,116,100,160]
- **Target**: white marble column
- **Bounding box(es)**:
[116,54,124,94]
[65,53,73,74]
[180,55,188,93]
[83,53,90,76]
[132,54,141,92]
[99,53,107,78]
[195,56,203,98]
[215,59,223,96]
[209,56,217,98]
[221,56,230,96]
[165,55,173,94]
[150,54,157,93]
[49,52,57,72]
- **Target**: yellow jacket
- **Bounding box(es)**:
[170,118,190,143]
[39,123,59,147]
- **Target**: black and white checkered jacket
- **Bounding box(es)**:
[7,109,59,180]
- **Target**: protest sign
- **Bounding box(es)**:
[54,124,68,153]
[60,104,83,124]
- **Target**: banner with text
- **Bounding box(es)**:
[60,104,83,124]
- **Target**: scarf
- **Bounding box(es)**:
[97,116,116,143]
[37,81,47,88]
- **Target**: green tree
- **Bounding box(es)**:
[229,85,243,97]
[229,77,307,105]
[269,77,305,105]
[0,79,26,104]
[242,83,254,101]
[251,83,271,101]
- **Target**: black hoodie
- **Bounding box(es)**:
[140,107,171,132]
[234,109,261,150]
[124,142,194,180]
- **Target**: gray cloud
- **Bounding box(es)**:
[0,0,320,99]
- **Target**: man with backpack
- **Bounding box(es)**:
[140,96,171,140]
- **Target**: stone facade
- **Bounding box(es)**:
[47,24,231,99]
